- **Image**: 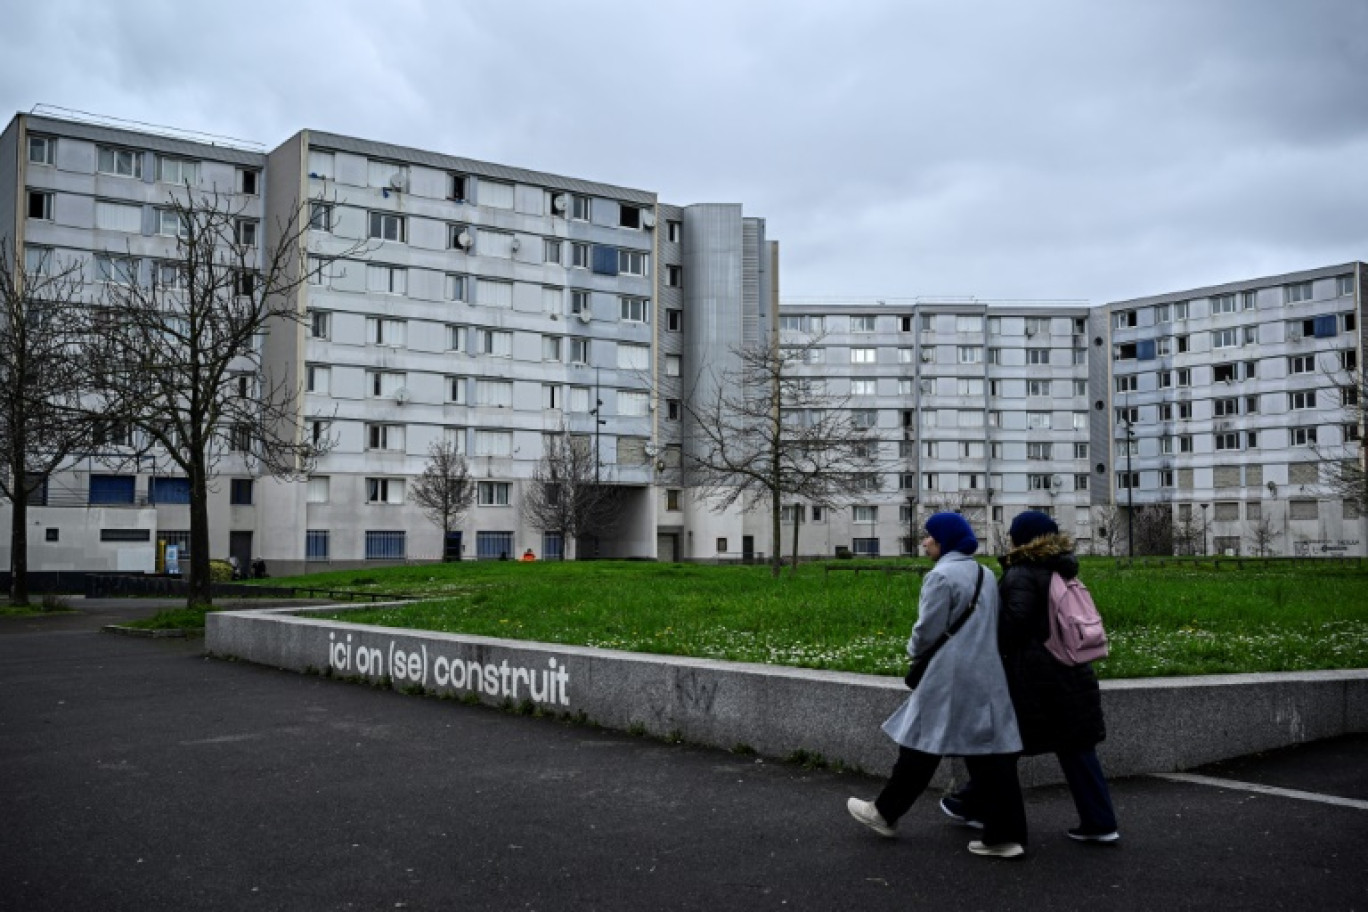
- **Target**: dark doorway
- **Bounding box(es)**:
[444,531,463,561]
[229,532,253,578]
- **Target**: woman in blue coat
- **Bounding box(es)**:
[846,512,1029,858]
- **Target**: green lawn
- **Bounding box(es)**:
[247,557,1368,680]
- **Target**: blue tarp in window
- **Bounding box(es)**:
[89,475,136,504]
[592,245,619,276]
[1313,315,1338,338]
[1136,339,1156,360]
[150,477,192,504]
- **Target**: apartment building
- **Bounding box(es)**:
[1099,264,1365,557]
[0,111,775,575]
[768,300,1099,559]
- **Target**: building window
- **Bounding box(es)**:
[666,308,683,331]
[308,202,333,232]
[28,135,55,165]
[366,265,407,295]
[618,390,650,416]
[1027,411,1052,429]
[365,478,404,504]
[1027,379,1052,397]
[156,156,199,184]
[368,212,406,242]
[237,169,259,195]
[367,317,406,347]
[475,329,512,359]
[478,481,511,506]
[665,355,681,377]
[305,530,330,561]
[852,538,880,557]
[306,310,330,339]
[448,173,467,201]
[97,146,142,178]
[618,343,650,370]
[235,219,258,247]
[27,190,53,221]
[1284,282,1313,304]
[95,254,139,285]
[1336,275,1354,297]
[851,379,877,397]
[620,297,651,323]
[367,370,406,398]
[570,195,591,221]
[476,531,515,560]
[853,505,878,523]
[618,250,649,276]
[1288,391,1318,411]
[365,424,405,451]
[364,530,406,560]
[543,238,562,265]
[230,478,254,505]
[1290,427,1317,446]
[571,243,590,269]
[476,279,513,308]
[474,430,513,456]
[850,347,877,364]
[150,477,192,504]
[666,265,682,287]
[957,346,983,364]
[1027,442,1053,460]
[542,335,562,362]
[1113,310,1137,329]
[1214,432,1241,451]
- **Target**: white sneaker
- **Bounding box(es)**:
[846,797,896,837]
[968,840,1025,858]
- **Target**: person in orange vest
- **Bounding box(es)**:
[521,548,537,562]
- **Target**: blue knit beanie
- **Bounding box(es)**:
[925,512,979,556]
[1009,510,1059,546]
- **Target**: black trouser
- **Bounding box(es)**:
[874,748,1027,847]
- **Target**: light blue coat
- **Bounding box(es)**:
[882,551,1022,756]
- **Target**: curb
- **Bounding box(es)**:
[102,624,190,639]
[205,603,1368,787]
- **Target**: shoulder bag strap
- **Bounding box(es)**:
[944,565,986,638]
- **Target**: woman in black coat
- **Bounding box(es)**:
[941,511,1120,843]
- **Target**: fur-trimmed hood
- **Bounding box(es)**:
[1001,531,1076,568]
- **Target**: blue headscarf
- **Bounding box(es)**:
[925,512,979,556]
[1008,510,1059,546]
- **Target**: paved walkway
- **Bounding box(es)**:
[1,599,1365,911]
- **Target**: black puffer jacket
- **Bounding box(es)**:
[997,532,1106,755]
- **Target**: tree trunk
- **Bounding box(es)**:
[8,460,29,606]
[187,457,213,608]
[789,508,801,578]
[769,498,782,578]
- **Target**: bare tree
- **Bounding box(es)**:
[683,339,883,578]
[1092,505,1123,557]
[86,188,357,607]
[1313,364,1366,516]
[520,430,625,560]
[410,440,476,559]
[0,242,96,605]
[1133,504,1174,556]
[1246,513,1278,557]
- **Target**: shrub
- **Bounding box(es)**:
[208,559,235,583]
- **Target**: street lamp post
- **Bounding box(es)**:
[1266,480,1280,556]
[1121,416,1136,559]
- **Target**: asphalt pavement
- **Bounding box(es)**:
[1,599,1365,912]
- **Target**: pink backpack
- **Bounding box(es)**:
[1044,573,1109,665]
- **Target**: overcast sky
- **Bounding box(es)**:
[3,0,1365,305]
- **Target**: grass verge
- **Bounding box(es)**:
[261,558,1368,679]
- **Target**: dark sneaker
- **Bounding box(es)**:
[939,795,985,830]
[1067,827,1120,844]
[968,840,1025,858]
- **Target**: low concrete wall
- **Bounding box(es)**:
[206,605,1368,786]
